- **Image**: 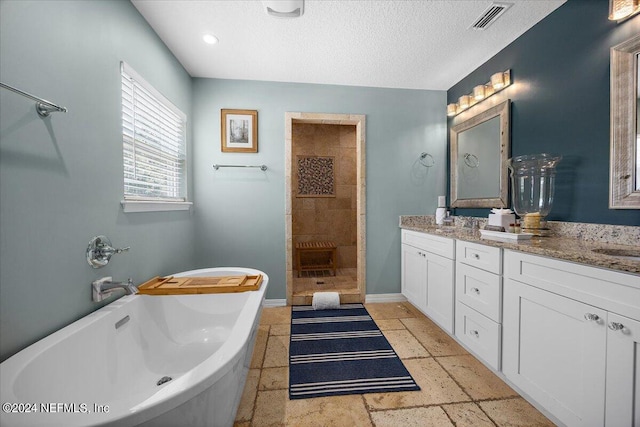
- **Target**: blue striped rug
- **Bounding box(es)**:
[289,303,420,399]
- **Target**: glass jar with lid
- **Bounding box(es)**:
[507,153,562,234]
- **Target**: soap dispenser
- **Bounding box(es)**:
[435,196,447,225]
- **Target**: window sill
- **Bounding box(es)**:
[121,200,193,213]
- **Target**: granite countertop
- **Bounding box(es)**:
[400,221,640,275]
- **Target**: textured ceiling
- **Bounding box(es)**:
[132,0,566,91]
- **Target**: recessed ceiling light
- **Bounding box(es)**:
[203,34,219,45]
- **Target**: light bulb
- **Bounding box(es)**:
[491,72,505,90]
[458,95,471,109]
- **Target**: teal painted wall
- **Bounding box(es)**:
[0,1,196,361]
[192,79,447,299]
[448,0,640,225]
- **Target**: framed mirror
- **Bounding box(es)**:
[450,99,510,208]
[610,34,640,209]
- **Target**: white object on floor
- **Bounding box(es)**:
[312,291,340,310]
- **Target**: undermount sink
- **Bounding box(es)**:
[591,248,640,260]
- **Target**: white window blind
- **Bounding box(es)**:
[121,62,187,205]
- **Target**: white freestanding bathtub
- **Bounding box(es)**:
[0,267,268,427]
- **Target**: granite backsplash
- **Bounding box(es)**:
[399,215,639,247]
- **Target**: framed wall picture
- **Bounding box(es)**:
[221,109,258,153]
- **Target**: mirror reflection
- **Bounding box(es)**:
[450,100,510,208]
[636,52,639,191]
[457,116,501,199]
[609,34,640,208]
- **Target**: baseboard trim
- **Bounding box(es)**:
[365,293,407,303]
[263,298,287,307]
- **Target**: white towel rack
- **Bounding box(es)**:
[1,82,68,117]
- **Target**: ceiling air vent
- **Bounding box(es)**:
[471,2,512,30]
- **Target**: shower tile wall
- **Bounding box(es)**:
[292,123,357,270]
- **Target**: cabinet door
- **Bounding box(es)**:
[424,252,454,334]
[503,279,607,427]
[401,244,427,312]
[605,313,640,427]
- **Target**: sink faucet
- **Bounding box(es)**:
[92,276,137,302]
[463,219,479,230]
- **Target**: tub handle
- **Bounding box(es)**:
[87,235,130,268]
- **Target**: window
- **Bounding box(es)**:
[120,61,190,212]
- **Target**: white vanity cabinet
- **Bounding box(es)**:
[605,313,640,427]
[455,241,503,370]
[401,230,455,333]
[503,250,640,427]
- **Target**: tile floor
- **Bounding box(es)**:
[291,268,360,305]
[234,302,555,427]
[292,268,358,294]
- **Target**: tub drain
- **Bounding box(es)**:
[157,376,172,386]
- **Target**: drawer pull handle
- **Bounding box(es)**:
[472,253,480,259]
[470,330,479,338]
[584,313,600,322]
[470,287,480,294]
[608,322,624,331]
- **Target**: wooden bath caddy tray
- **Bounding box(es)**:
[137,275,263,295]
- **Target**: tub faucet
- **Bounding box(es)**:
[92,276,137,302]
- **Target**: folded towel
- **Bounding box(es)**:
[312,292,340,310]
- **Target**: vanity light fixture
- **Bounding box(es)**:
[458,95,471,109]
[490,72,505,89]
[608,0,640,21]
[447,69,511,117]
[473,85,486,100]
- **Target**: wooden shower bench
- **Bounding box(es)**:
[295,241,337,277]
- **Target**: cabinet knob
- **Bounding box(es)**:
[472,253,480,259]
[584,313,600,322]
[470,287,480,294]
[608,322,624,331]
[470,330,479,338]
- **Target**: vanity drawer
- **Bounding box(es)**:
[456,241,502,274]
[402,229,455,259]
[455,301,501,371]
[456,262,502,322]
[504,250,640,321]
